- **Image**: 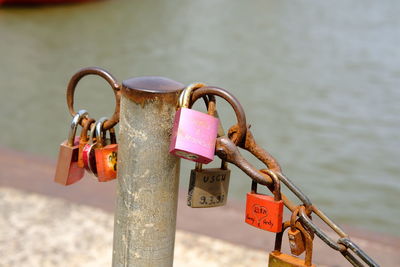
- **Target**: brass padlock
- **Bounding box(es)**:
[187,96,230,208]
[288,206,305,256]
[269,220,316,267]
[187,160,230,208]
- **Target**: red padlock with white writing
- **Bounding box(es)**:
[245,170,283,232]
[54,110,88,185]
[169,83,219,164]
[94,117,118,182]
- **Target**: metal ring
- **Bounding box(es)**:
[66,66,121,130]
[298,206,347,252]
[190,86,246,145]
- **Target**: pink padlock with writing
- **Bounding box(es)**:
[169,83,219,164]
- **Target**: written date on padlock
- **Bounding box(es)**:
[199,194,225,206]
[188,168,230,208]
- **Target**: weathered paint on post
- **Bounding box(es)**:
[112,77,184,266]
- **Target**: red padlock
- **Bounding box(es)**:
[245,171,283,232]
[94,117,118,182]
[78,118,95,168]
[82,118,106,176]
[54,110,88,185]
[169,83,219,164]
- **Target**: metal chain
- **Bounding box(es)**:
[190,85,379,266]
[214,127,379,267]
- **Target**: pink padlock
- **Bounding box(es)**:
[169,83,219,164]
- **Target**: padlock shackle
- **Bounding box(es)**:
[250,170,281,202]
[109,127,117,144]
[95,117,108,148]
[251,180,258,194]
[260,169,281,201]
[290,206,301,231]
[204,94,229,170]
[295,221,314,266]
[273,220,314,266]
[88,120,97,145]
[80,118,96,143]
[67,109,88,146]
[195,162,202,171]
[178,83,206,108]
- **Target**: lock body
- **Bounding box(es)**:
[269,251,316,267]
[188,167,230,208]
[78,139,87,168]
[288,228,305,256]
[54,137,84,185]
[82,143,97,174]
[77,119,94,168]
[95,144,118,182]
[245,192,283,232]
[169,107,218,164]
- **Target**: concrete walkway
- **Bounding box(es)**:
[0,187,267,267]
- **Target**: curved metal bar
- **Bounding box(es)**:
[67,109,88,146]
[299,206,347,252]
[275,172,312,207]
[228,126,282,173]
[66,66,121,130]
[341,250,366,267]
[338,238,380,267]
[191,86,246,145]
[215,136,297,211]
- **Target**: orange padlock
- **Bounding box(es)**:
[94,117,118,182]
[245,171,283,232]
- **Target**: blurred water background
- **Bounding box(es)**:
[0,0,399,236]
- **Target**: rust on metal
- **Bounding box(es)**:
[228,125,281,172]
[113,75,184,266]
[66,66,121,130]
[271,219,315,266]
[121,76,184,108]
[215,136,297,211]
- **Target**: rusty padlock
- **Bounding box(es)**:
[288,206,306,256]
[169,83,219,164]
[269,221,316,267]
[54,109,88,185]
[94,117,118,182]
[245,170,283,233]
[78,118,95,168]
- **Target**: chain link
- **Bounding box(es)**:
[215,130,379,267]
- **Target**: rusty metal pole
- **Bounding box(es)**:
[112,77,184,266]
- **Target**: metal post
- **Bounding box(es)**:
[112,77,184,266]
